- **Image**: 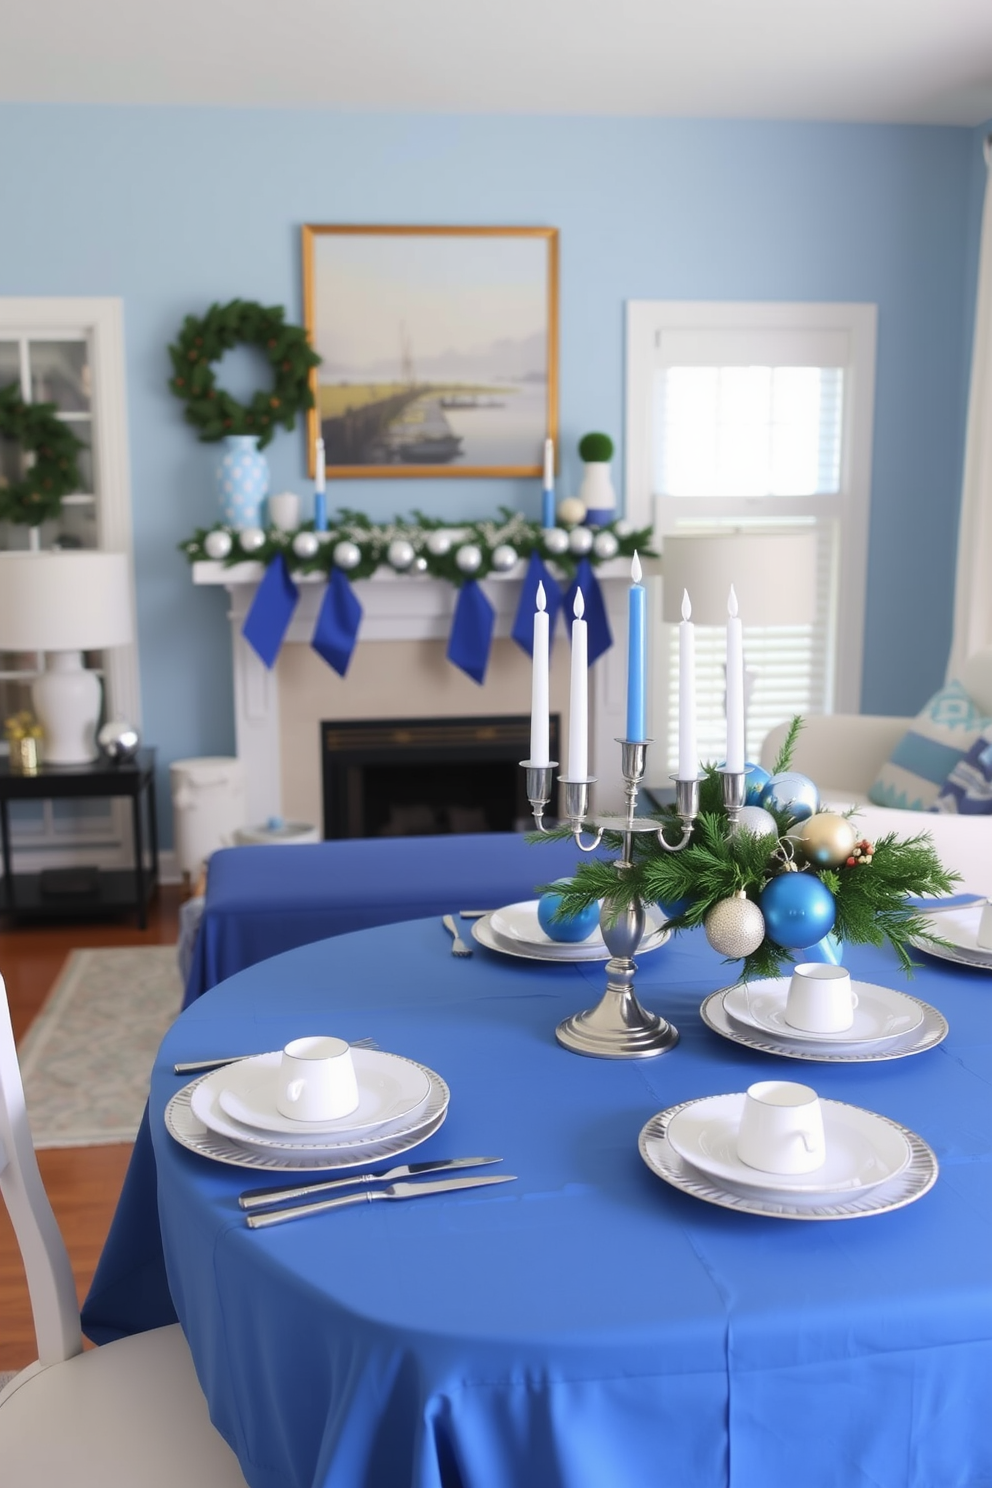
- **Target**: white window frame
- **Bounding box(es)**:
[626,300,877,742]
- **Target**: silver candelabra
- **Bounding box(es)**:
[522,745,748,1059]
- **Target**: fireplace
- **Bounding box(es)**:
[321,714,561,839]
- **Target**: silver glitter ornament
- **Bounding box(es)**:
[332,540,361,570]
[704,892,766,958]
[760,772,820,823]
[592,530,619,560]
[387,539,415,571]
[543,527,569,555]
[491,544,518,571]
[737,805,779,839]
[455,543,483,574]
[239,527,266,554]
[426,530,453,556]
[204,529,233,560]
[292,531,320,560]
[98,719,140,763]
[568,526,594,555]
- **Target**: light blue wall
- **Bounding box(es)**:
[0,106,982,842]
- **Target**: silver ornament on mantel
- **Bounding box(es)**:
[426,530,453,557]
[332,540,361,571]
[760,771,820,823]
[490,543,518,572]
[592,530,619,560]
[239,526,266,554]
[387,539,415,571]
[568,525,594,555]
[737,805,778,839]
[704,891,766,958]
[543,527,569,555]
[613,518,634,539]
[292,531,320,560]
[412,555,429,573]
[455,543,483,574]
[204,528,233,560]
[98,719,140,764]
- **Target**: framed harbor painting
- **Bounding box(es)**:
[302,224,558,478]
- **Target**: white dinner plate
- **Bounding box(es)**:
[639,1103,938,1220]
[911,906,992,970]
[206,1048,430,1138]
[699,987,948,1063]
[665,1092,911,1195]
[722,978,923,1045]
[475,902,670,963]
[167,1063,449,1171]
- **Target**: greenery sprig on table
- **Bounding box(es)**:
[167,300,320,448]
[179,508,655,585]
[541,719,957,981]
[0,382,85,526]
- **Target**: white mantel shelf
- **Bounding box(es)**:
[193,558,657,825]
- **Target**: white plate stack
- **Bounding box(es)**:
[167,1048,449,1172]
[912,902,992,971]
[472,900,671,963]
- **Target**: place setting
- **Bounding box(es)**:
[639,1078,939,1220]
[909,897,992,972]
[471,885,671,964]
[699,960,948,1063]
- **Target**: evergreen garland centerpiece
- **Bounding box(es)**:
[542,718,957,982]
[0,382,85,525]
[167,300,320,447]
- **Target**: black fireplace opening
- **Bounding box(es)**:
[321,715,561,839]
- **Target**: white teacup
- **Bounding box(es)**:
[275,1036,359,1122]
[736,1080,826,1175]
[268,491,301,532]
[785,963,858,1034]
[977,900,992,952]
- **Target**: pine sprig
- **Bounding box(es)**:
[771,716,804,775]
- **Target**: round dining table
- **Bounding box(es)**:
[84,917,992,1488]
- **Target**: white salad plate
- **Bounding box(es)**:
[475,900,670,963]
[639,1100,938,1220]
[700,989,947,1063]
[208,1047,430,1138]
[911,905,992,970]
[664,1092,911,1195]
[722,977,924,1045]
[167,1062,449,1171]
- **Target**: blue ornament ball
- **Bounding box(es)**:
[537,882,600,943]
[657,894,692,922]
[745,762,771,804]
[759,872,836,950]
[760,771,819,822]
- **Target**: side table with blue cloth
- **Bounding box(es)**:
[184,833,595,1006]
[85,921,992,1488]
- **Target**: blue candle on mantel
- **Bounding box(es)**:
[626,551,646,742]
[314,435,328,533]
[541,437,556,528]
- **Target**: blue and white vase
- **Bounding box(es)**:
[578,461,618,527]
[217,435,270,529]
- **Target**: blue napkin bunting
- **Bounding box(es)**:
[242,553,299,668]
[311,567,363,677]
[511,550,563,657]
[564,557,613,664]
[447,579,496,685]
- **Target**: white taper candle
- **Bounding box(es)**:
[567,588,588,779]
[530,581,550,767]
[678,589,698,780]
[726,584,745,773]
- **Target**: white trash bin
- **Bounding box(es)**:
[234,818,320,847]
[170,756,248,881]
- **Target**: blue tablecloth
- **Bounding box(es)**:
[184,835,594,1007]
[85,924,992,1488]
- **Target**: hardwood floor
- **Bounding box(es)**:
[0,886,184,1372]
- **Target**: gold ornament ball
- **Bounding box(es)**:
[797,812,858,868]
[704,892,766,958]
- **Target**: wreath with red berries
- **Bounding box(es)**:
[167,300,321,449]
[0,381,84,525]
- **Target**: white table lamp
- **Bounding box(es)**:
[0,550,133,765]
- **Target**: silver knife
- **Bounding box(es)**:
[239,1155,502,1211]
[246,1173,516,1228]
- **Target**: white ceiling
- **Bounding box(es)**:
[1,0,991,125]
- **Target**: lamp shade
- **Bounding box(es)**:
[661,532,817,626]
[0,550,133,652]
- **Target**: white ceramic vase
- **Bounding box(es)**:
[578,461,617,527]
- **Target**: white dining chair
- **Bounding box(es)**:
[0,971,249,1487]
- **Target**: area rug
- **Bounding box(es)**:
[18,947,183,1149]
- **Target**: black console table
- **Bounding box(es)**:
[0,749,159,928]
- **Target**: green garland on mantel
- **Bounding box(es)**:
[180,508,655,585]
[0,381,85,525]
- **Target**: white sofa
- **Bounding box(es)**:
[760,649,992,896]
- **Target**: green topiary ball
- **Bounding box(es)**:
[578,431,614,462]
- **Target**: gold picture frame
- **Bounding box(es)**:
[302,224,558,479]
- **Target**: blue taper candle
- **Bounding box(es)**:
[541,437,556,528]
[626,551,646,742]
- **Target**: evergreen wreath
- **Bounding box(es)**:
[540,717,958,981]
[167,300,321,449]
[0,381,85,526]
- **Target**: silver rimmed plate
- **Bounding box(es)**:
[914,904,992,966]
[700,987,948,1062]
[474,908,671,963]
[722,978,924,1044]
[639,1101,938,1220]
[166,1061,449,1171]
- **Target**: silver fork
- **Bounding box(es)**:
[174,1036,378,1076]
[443,914,472,957]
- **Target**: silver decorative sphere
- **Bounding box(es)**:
[239,527,266,553]
[568,525,594,555]
[204,529,233,560]
[387,539,415,571]
[292,531,320,560]
[592,530,619,560]
[613,518,633,538]
[760,772,820,823]
[557,496,587,528]
[426,530,453,556]
[412,555,429,573]
[704,893,766,958]
[491,543,518,572]
[455,543,483,574]
[98,719,140,763]
[543,526,570,555]
[332,540,361,571]
[738,805,779,839]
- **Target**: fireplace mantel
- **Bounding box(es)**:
[193,559,654,826]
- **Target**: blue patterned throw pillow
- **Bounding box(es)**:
[868,680,992,812]
[931,732,992,814]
